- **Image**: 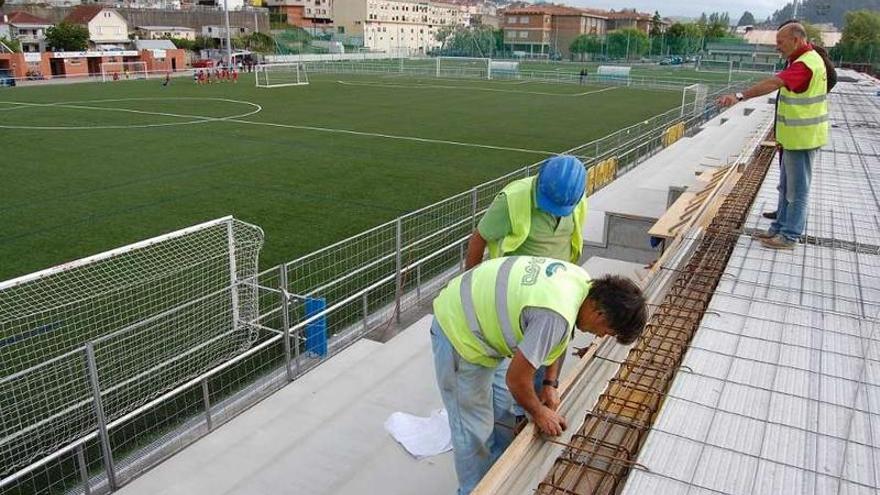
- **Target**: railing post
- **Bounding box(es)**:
[416,264,422,301]
[470,188,478,231]
[279,264,294,381]
[394,217,403,323]
[362,292,370,335]
[201,379,213,431]
[76,444,90,495]
[84,344,117,491]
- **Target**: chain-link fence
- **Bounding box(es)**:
[0,79,745,494]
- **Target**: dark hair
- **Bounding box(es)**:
[587,275,647,345]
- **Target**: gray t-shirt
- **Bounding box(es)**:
[517,307,571,369]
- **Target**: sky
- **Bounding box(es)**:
[568,0,787,21]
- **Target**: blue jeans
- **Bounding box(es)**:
[770,148,816,242]
[430,318,517,495]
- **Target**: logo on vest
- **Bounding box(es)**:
[545,262,566,277]
[522,257,547,286]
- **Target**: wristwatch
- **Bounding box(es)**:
[735,92,745,101]
[542,379,559,388]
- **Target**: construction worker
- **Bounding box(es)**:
[465,154,587,270]
[717,21,828,249]
[431,256,647,495]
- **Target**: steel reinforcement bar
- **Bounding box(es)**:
[533,139,779,494]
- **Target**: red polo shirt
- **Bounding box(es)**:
[776,43,814,94]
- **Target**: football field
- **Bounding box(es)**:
[0,71,683,281]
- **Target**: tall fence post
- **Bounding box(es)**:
[470,188,478,231]
[394,217,403,323]
[84,344,117,491]
[76,444,90,495]
[279,263,294,381]
[201,379,213,431]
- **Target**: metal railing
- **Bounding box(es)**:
[0,80,743,495]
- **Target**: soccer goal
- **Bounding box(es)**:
[435,56,491,80]
[255,62,310,88]
[681,83,708,118]
[100,61,148,82]
[597,65,632,85]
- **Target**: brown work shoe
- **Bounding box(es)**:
[760,235,796,250]
[753,230,777,240]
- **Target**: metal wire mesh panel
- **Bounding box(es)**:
[0,217,263,475]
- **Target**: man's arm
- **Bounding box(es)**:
[537,356,562,411]
[507,351,567,436]
[717,76,785,107]
[464,230,487,270]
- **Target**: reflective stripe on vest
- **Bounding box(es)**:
[459,270,501,358]
[777,94,827,105]
[776,114,829,126]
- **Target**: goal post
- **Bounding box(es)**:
[255,62,310,88]
[0,216,264,475]
[681,83,708,118]
[435,56,491,80]
[100,61,147,82]
[695,59,733,82]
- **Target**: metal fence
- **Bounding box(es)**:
[0,80,744,494]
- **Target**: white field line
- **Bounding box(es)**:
[335,79,618,97]
[0,98,262,130]
[0,98,558,156]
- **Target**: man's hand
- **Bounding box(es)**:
[716,93,738,107]
[533,406,567,436]
[539,385,560,411]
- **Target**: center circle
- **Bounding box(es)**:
[0,97,262,130]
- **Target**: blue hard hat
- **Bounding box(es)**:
[535,155,586,217]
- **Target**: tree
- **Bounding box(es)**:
[436,25,496,57]
[166,36,195,50]
[738,11,756,27]
[802,22,825,47]
[650,11,663,37]
[830,9,880,64]
[0,0,6,9]
[0,36,21,53]
[606,28,648,59]
[665,22,703,56]
[705,12,730,40]
[569,34,602,61]
[45,22,89,51]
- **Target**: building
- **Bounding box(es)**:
[500,5,607,58]
[63,5,131,50]
[0,11,54,53]
[333,0,466,55]
[136,26,197,40]
[606,9,666,35]
[265,0,333,29]
[743,27,841,48]
[201,24,253,38]
[134,38,186,72]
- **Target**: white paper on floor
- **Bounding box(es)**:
[384,409,452,459]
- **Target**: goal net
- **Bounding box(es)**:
[255,62,310,88]
[597,65,632,84]
[0,217,263,473]
[681,83,708,118]
[100,61,148,82]
[436,56,491,80]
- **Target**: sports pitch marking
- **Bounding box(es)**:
[0,97,263,129]
[0,97,558,156]
[335,79,619,97]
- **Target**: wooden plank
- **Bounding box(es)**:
[647,192,697,239]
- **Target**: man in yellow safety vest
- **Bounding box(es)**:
[431,256,647,494]
[717,22,828,250]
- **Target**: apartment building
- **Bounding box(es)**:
[0,12,53,53]
[606,10,667,35]
[334,0,465,54]
[265,0,333,29]
[64,5,130,50]
[500,5,607,58]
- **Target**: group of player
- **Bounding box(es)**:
[194,66,238,85]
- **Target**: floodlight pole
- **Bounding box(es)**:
[792,0,798,19]
[224,0,233,64]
